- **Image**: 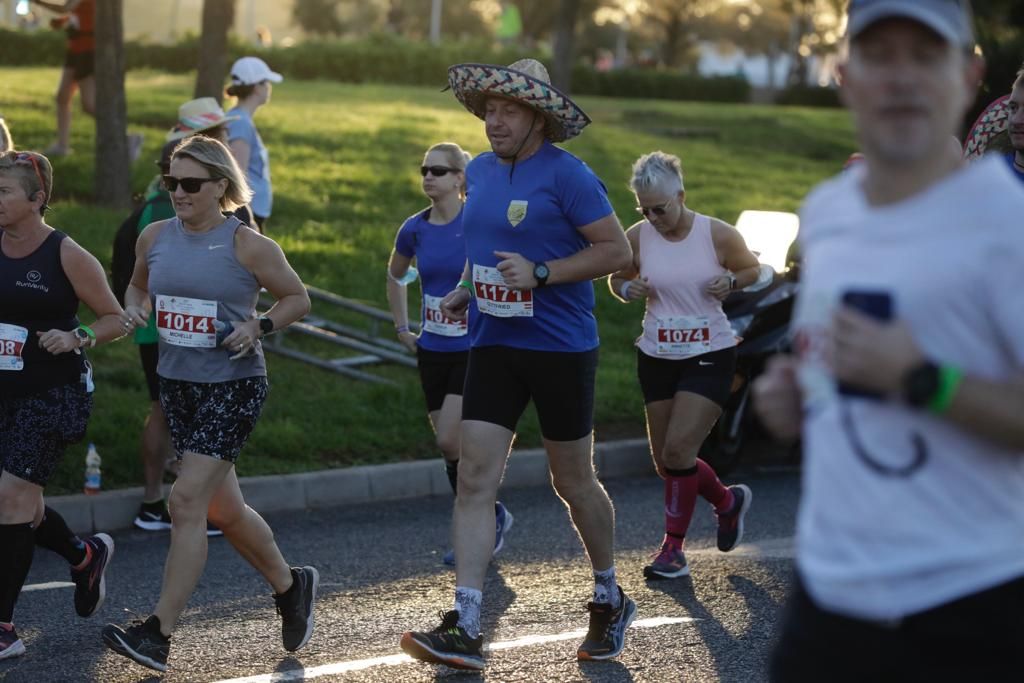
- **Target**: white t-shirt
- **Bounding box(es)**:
[792,156,1024,621]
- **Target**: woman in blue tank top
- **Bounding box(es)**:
[386,142,512,567]
[0,150,130,661]
[103,136,316,673]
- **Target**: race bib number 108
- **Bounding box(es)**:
[0,323,28,371]
[473,265,533,318]
[155,295,218,348]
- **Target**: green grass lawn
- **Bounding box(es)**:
[1,67,856,494]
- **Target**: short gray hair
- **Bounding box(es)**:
[630,151,684,195]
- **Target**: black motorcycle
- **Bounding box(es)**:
[700,214,801,475]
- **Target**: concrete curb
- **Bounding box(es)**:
[49,438,652,535]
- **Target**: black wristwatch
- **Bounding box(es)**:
[533,262,550,287]
[258,316,274,337]
[903,361,940,407]
[73,327,92,348]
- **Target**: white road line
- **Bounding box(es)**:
[22,581,75,592]
[211,616,697,683]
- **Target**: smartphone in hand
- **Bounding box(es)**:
[837,290,893,400]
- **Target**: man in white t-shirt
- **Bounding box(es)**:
[753,1,1024,680]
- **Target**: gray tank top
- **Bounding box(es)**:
[147,216,267,382]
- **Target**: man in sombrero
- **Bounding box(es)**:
[1004,63,1024,182]
[399,58,635,670]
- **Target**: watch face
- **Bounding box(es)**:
[74,328,88,340]
[535,264,549,279]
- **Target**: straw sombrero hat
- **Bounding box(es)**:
[447,59,591,143]
[963,95,1011,159]
[166,97,238,142]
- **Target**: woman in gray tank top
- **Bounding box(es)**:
[103,136,318,673]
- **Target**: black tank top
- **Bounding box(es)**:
[0,230,85,397]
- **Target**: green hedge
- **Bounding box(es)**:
[775,85,841,108]
[0,28,749,103]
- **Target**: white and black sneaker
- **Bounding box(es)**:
[274,566,319,652]
[132,502,172,532]
[102,615,170,672]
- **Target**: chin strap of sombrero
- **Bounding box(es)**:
[497,111,539,182]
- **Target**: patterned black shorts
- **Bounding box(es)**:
[0,383,93,487]
[158,376,268,463]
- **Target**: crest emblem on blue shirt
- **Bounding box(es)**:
[506,200,528,227]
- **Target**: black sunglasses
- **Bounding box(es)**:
[162,175,219,193]
[636,202,671,217]
[421,165,458,178]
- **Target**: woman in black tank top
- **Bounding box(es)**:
[0,150,131,661]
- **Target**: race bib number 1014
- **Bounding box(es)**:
[155,295,218,348]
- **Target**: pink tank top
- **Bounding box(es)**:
[636,213,737,359]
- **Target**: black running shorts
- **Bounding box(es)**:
[636,346,737,407]
[159,376,268,463]
[462,345,598,442]
[0,382,92,486]
[64,50,94,81]
[416,348,468,413]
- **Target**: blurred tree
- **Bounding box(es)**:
[94,0,131,208]
[194,0,236,103]
[292,0,346,36]
[968,0,1024,129]
[552,0,582,90]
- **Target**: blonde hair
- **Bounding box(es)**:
[630,151,684,196]
[0,150,53,215]
[425,141,472,199]
[0,118,12,154]
[171,135,252,211]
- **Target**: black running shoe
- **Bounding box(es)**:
[102,615,170,673]
[132,501,172,532]
[400,610,485,671]
[716,484,752,552]
[274,566,319,652]
[577,587,637,661]
[71,533,114,617]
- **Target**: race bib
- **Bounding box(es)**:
[473,265,533,318]
[0,323,28,371]
[656,316,711,355]
[155,295,218,348]
[423,294,467,337]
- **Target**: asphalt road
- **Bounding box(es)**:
[1,462,801,683]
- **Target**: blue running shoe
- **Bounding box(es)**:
[493,502,513,556]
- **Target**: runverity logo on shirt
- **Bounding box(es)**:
[507,200,528,227]
[15,270,48,292]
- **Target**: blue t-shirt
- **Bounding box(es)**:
[227,107,272,217]
[1004,153,1024,184]
[462,141,613,352]
[394,207,472,353]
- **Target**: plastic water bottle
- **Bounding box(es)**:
[83,443,101,495]
[394,266,419,286]
[214,320,234,346]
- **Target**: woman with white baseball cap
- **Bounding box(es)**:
[225,57,282,232]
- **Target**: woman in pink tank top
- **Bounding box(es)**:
[608,151,761,582]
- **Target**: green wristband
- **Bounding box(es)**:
[927,365,963,415]
[77,324,96,340]
[458,280,474,296]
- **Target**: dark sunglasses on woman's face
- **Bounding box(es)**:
[421,166,457,178]
[162,175,218,193]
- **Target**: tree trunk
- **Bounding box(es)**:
[93,0,131,209]
[194,0,236,103]
[552,0,581,92]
